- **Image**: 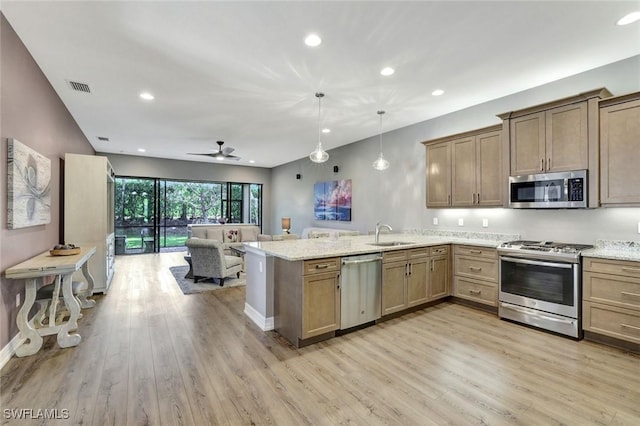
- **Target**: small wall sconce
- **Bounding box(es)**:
[333,166,339,173]
[281,217,291,234]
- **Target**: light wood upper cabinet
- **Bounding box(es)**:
[426,141,451,207]
[599,93,640,206]
[424,125,503,208]
[499,88,611,208]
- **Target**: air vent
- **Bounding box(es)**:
[97,136,109,142]
[67,80,91,93]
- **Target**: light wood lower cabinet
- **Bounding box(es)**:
[382,246,450,316]
[583,257,640,347]
[452,245,498,307]
[274,257,340,347]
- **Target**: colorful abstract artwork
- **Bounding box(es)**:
[314,179,351,221]
[7,138,51,229]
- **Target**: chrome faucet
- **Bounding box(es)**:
[375,222,392,243]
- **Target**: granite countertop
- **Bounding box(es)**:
[244,231,520,261]
[582,240,640,262]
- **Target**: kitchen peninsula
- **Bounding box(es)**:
[243,231,518,347]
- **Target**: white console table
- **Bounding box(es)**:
[5,246,96,357]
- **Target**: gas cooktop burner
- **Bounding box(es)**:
[498,240,593,262]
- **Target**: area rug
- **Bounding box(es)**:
[169,265,246,295]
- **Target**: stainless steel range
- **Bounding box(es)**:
[497,240,593,339]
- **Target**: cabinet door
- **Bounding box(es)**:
[426,142,451,207]
[600,99,640,205]
[429,255,449,300]
[382,260,407,315]
[407,257,429,307]
[510,112,545,175]
[451,137,476,206]
[545,102,588,172]
[476,130,503,206]
[302,272,340,339]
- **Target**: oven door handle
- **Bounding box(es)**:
[500,256,573,269]
[500,303,576,324]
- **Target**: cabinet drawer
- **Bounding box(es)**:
[408,247,429,259]
[583,257,640,278]
[304,258,340,275]
[454,255,498,282]
[453,277,497,306]
[454,245,497,259]
[583,272,640,310]
[383,250,408,264]
[583,301,640,344]
[429,245,449,256]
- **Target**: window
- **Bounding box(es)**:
[114,177,262,254]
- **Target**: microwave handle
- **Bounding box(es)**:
[500,256,574,269]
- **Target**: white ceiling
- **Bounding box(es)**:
[3,1,640,168]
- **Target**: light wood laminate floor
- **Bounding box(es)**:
[2,251,639,425]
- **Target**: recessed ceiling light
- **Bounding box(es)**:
[380,67,395,76]
[139,92,155,100]
[216,156,225,161]
[137,148,146,153]
[617,11,640,25]
[432,89,445,96]
[304,33,322,47]
[322,128,331,134]
[249,160,256,164]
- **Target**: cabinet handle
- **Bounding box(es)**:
[621,291,640,299]
[431,259,434,271]
[469,250,482,254]
[621,267,640,274]
[469,266,482,272]
[621,323,640,332]
[448,194,451,205]
[477,193,480,204]
[472,193,476,204]
[469,289,481,295]
[547,158,551,170]
[540,158,544,171]
[315,264,329,269]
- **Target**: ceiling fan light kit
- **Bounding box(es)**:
[189,140,240,161]
[310,92,329,163]
[373,110,390,171]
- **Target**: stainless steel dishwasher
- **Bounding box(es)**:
[340,253,382,329]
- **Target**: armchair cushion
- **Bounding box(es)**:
[206,228,223,241]
[240,227,258,242]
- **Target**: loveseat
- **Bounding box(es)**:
[187,223,270,253]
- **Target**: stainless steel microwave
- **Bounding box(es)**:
[509,170,587,208]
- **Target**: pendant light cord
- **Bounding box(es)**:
[378,110,385,151]
[317,92,324,146]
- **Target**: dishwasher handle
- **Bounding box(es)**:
[341,256,383,266]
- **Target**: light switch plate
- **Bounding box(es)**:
[637,221,640,234]
[458,218,464,226]
[433,217,438,225]
[16,293,20,307]
[482,218,489,228]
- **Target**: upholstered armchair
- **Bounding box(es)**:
[185,238,243,286]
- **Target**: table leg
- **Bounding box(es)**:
[57,273,82,348]
[77,262,97,308]
[15,278,43,357]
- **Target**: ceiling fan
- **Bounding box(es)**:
[189,140,240,161]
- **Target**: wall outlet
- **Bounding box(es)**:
[458,218,464,226]
[16,293,20,308]
[637,221,640,234]
[433,217,438,225]
[482,218,489,228]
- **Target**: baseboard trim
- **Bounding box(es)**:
[244,303,274,331]
[0,333,26,370]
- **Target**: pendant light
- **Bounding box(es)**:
[309,92,329,163]
[372,110,390,171]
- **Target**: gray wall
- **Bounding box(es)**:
[0,14,95,349]
[103,153,273,234]
[271,55,640,243]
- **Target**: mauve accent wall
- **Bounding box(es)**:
[0,14,95,350]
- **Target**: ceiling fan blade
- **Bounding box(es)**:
[221,147,235,155]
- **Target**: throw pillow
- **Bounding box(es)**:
[224,229,239,243]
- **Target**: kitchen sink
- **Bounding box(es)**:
[367,241,414,247]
